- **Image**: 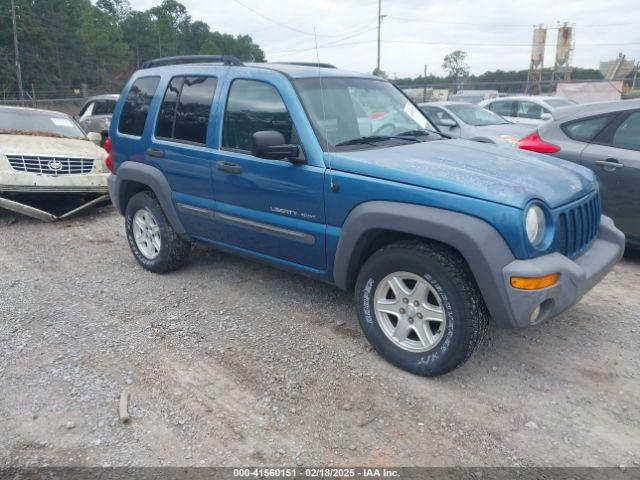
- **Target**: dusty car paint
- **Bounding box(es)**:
[0,132,109,220]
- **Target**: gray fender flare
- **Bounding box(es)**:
[109,161,186,235]
[333,201,516,326]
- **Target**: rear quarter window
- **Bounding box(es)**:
[118,77,160,136]
[561,115,613,142]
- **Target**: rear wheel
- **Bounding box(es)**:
[125,191,191,273]
[355,240,488,377]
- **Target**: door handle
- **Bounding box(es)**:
[216,161,243,174]
[146,147,165,158]
[595,158,623,170]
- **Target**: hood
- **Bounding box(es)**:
[328,139,597,209]
[0,134,104,159]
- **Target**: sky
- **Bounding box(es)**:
[130,0,640,78]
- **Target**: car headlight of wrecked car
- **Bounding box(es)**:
[525,204,546,247]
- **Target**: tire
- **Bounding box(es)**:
[124,191,191,273]
[355,240,488,377]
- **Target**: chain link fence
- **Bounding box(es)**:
[397,78,640,103]
[0,85,116,115]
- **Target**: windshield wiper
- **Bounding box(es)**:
[396,129,432,137]
[335,135,393,147]
[397,128,452,139]
[335,135,420,147]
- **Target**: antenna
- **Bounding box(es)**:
[314,28,338,192]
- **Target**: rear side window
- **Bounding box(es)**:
[156,77,181,139]
[612,112,640,151]
[155,76,217,145]
[562,115,612,142]
[119,77,160,136]
[487,100,515,117]
[222,79,293,151]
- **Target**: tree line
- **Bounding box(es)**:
[1,1,610,99]
[393,50,603,88]
[0,0,265,96]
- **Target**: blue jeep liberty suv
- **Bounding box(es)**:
[107,55,625,376]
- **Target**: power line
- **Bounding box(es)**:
[271,38,640,58]
[230,0,376,38]
[270,25,379,59]
[385,40,640,47]
[387,15,640,28]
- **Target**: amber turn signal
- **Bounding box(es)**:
[510,273,560,290]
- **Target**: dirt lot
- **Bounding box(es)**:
[1,205,639,468]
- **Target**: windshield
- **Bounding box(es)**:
[294,77,436,149]
[0,109,86,139]
[546,98,576,108]
[447,104,510,126]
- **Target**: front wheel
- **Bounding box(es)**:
[125,191,191,273]
[355,240,488,377]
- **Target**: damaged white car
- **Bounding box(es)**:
[0,106,111,221]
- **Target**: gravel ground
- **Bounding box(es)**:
[1,205,639,468]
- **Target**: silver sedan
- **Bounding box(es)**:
[517,99,640,247]
[418,102,534,147]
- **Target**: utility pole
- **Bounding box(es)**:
[376,0,385,74]
[423,64,427,102]
[10,0,24,102]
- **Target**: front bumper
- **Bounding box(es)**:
[501,215,625,328]
[0,171,109,194]
[0,171,110,221]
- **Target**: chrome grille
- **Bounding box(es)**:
[557,193,601,259]
[6,154,95,175]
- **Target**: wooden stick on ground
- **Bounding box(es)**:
[119,390,130,423]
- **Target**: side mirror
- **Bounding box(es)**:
[251,131,302,162]
[540,113,552,121]
[87,131,102,145]
[439,118,458,128]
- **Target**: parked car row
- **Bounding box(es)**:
[480,96,577,126]
[418,102,532,147]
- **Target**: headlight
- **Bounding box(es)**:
[499,134,519,147]
[525,204,546,247]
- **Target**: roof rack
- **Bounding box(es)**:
[141,55,244,69]
[274,62,337,69]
